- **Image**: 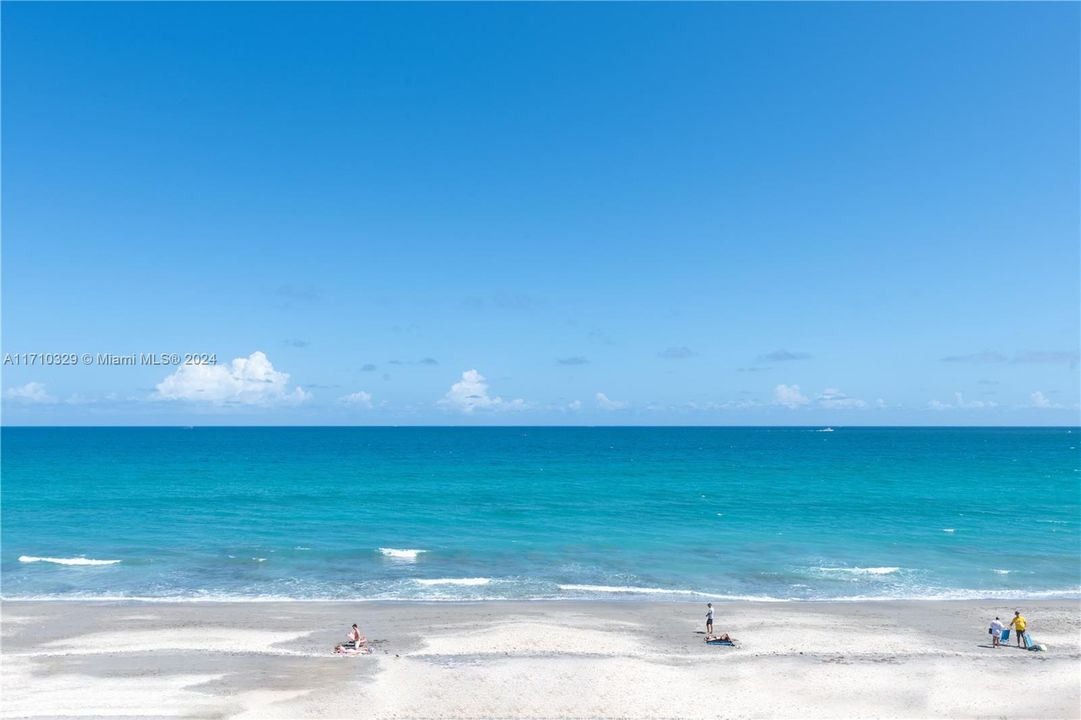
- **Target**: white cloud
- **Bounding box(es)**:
[566,400,582,411]
[682,399,763,411]
[339,391,373,408]
[439,369,525,414]
[154,351,310,406]
[816,388,868,409]
[722,398,763,409]
[957,394,996,409]
[3,382,56,404]
[927,392,996,411]
[1028,391,1062,409]
[773,384,809,409]
[595,392,629,410]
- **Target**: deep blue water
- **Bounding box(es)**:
[2,427,1078,601]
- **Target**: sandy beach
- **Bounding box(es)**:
[2,599,1078,719]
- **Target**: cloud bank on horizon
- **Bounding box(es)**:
[3,348,1078,424]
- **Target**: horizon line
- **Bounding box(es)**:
[1,424,1078,430]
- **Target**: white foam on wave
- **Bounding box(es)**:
[825,587,1081,602]
[816,566,900,576]
[1,594,357,603]
[993,569,1011,575]
[557,584,700,595]
[378,548,426,561]
[415,578,491,586]
[4,584,1080,604]
[18,556,120,567]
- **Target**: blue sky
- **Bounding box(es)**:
[2,2,1078,426]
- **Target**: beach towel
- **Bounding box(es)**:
[336,647,371,655]
[706,638,735,646]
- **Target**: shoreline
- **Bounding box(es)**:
[4,591,1079,604]
[4,598,1079,718]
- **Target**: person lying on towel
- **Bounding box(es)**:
[705,633,732,643]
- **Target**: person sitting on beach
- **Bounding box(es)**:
[335,623,367,653]
[989,617,1004,648]
[1009,610,1027,647]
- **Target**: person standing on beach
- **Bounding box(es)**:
[706,603,714,635]
[1009,610,1027,647]
[989,617,1004,648]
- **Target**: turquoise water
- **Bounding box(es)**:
[2,427,1078,602]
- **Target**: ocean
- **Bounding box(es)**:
[2,427,1078,602]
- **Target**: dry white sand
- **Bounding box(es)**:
[2,599,1078,719]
